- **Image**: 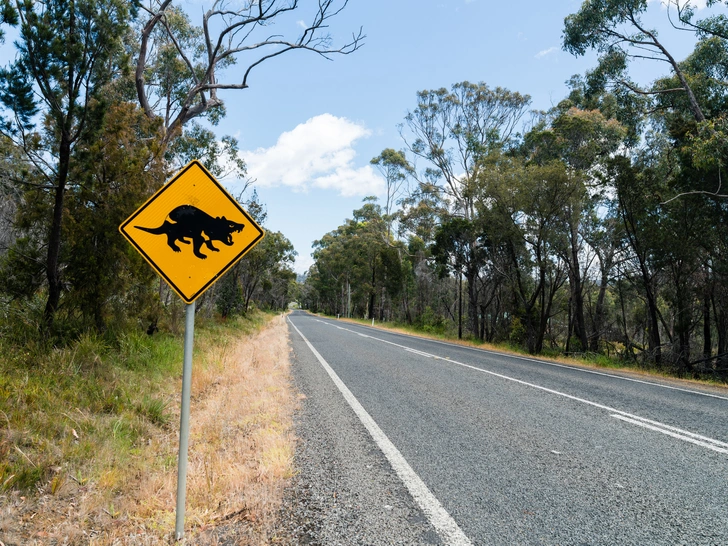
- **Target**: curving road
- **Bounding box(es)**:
[283,310,728,545]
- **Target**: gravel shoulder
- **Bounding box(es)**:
[273,318,442,545]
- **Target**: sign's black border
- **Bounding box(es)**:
[119,160,265,304]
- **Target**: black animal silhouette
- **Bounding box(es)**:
[135,205,244,260]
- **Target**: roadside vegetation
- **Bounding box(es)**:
[0,309,296,544]
[301,1,728,383]
[336,315,728,390]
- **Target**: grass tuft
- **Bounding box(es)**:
[137,395,171,427]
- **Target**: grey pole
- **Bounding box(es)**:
[175,301,196,540]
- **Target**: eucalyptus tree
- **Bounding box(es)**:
[309,201,406,320]
[523,103,626,352]
[564,0,728,194]
[370,148,413,240]
[135,0,363,145]
[402,81,531,336]
[0,0,133,330]
[431,217,487,339]
[235,230,296,312]
[475,154,569,353]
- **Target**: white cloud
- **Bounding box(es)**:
[535,46,558,59]
[242,114,384,197]
[296,19,307,29]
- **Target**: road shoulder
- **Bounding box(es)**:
[274,318,442,545]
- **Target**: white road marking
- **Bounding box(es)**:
[315,318,728,402]
[312,318,727,456]
[611,415,728,454]
[405,347,434,358]
[289,318,473,546]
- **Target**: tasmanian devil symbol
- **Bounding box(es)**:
[134,205,244,260]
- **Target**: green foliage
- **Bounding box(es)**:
[136,396,171,427]
[509,317,526,346]
[167,122,247,180]
[0,310,272,492]
[418,306,447,335]
[216,269,245,318]
[304,69,728,379]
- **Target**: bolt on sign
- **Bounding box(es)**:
[119,160,264,303]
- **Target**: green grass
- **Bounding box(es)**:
[0,309,277,494]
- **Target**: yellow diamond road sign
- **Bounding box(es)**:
[120,160,264,304]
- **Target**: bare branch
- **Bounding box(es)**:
[615,79,687,95]
[160,13,200,88]
[137,0,363,144]
[661,169,728,204]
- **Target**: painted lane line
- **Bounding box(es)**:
[611,415,728,454]
[288,318,473,546]
[405,347,434,358]
[317,317,728,402]
[609,414,728,449]
[326,321,727,456]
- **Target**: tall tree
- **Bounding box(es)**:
[524,103,626,352]
[370,148,412,240]
[403,81,531,336]
[0,0,132,330]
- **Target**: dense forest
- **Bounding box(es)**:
[0,0,363,344]
[301,1,728,379]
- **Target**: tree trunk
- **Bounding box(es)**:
[479,304,485,341]
[569,223,589,352]
[368,263,376,319]
[714,299,726,369]
[703,282,711,361]
[566,297,573,353]
[44,133,72,331]
[458,271,462,340]
[466,265,479,338]
[590,266,610,352]
[646,284,662,365]
[571,268,588,352]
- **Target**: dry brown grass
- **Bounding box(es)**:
[0,313,296,545]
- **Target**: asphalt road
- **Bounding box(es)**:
[283,310,728,546]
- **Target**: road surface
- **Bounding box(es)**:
[282,310,728,545]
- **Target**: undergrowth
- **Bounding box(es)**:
[0,309,271,497]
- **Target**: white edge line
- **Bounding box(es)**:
[611,415,728,454]
[322,320,728,456]
[318,318,728,402]
[289,318,473,546]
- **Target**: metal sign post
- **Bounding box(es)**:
[175,301,195,540]
[119,160,265,540]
